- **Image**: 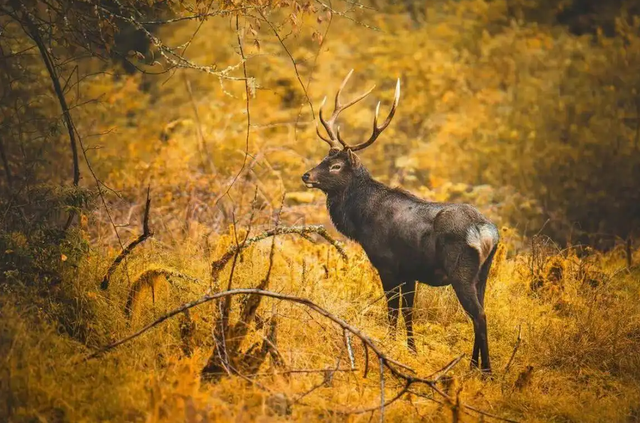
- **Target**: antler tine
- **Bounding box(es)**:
[316,71,398,152]
[318,96,342,150]
[333,69,376,115]
[336,126,347,148]
[334,69,354,111]
[350,78,401,152]
[337,84,376,114]
[315,122,333,145]
[316,70,376,149]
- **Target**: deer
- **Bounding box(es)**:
[301,70,500,372]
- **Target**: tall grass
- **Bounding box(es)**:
[1,230,639,422]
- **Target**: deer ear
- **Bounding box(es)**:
[346,149,361,167]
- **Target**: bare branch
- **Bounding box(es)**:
[363,339,370,378]
[184,74,215,173]
[379,358,385,422]
[503,324,522,376]
[314,0,381,31]
[211,225,347,283]
[344,329,356,370]
[341,380,411,416]
[85,287,517,422]
[259,9,315,117]
[18,5,80,188]
[100,188,152,290]
[426,354,464,381]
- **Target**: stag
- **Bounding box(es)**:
[302,71,500,372]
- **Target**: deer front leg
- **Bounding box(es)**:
[380,272,416,352]
[380,272,402,338]
[384,286,400,337]
[401,280,417,353]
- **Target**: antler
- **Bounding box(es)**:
[316,70,400,152]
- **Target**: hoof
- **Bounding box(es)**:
[480,369,493,380]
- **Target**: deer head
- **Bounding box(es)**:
[302,70,400,193]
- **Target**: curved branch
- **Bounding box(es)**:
[211,225,347,282]
[18,5,79,186]
[100,188,152,290]
[85,288,518,422]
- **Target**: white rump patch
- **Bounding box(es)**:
[466,224,498,265]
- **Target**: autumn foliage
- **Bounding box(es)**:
[1,0,640,422]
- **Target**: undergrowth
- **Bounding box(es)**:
[1,228,640,422]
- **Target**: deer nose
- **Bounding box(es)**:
[302,173,310,182]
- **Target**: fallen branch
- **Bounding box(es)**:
[204,194,282,379]
[84,288,517,422]
[100,188,152,290]
[124,268,203,317]
[427,354,465,382]
[211,225,347,283]
[409,390,519,423]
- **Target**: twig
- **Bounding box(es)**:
[503,324,522,375]
[266,367,357,376]
[211,224,347,282]
[292,360,340,405]
[363,339,370,378]
[18,6,79,187]
[426,354,464,381]
[100,188,152,290]
[184,75,215,173]
[138,7,256,24]
[460,402,519,423]
[85,288,516,422]
[409,390,519,423]
[314,0,381,31]
[293,1,333,141]
[379,358,385,423]
[259,9,314,116]
[344,329,356,370]
[342,380,411,416]
[359,283,406,315]
[452,385,461,423]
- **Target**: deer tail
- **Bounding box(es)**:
[466,223,499,265]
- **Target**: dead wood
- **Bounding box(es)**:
[85,288,518,422]
[101,188,152,290]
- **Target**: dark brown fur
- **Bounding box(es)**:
[303,149,499,371]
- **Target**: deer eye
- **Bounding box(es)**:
[330,164,342,172]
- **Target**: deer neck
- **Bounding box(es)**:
[326,167,375,240]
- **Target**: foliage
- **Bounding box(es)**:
[1,0,640,421]
[1,233,640,422]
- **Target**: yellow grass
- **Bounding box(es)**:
[1,232,640,422]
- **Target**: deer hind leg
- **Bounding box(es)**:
[445,247,491,372]
[452,281,490,372]
[477,246,497,307]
